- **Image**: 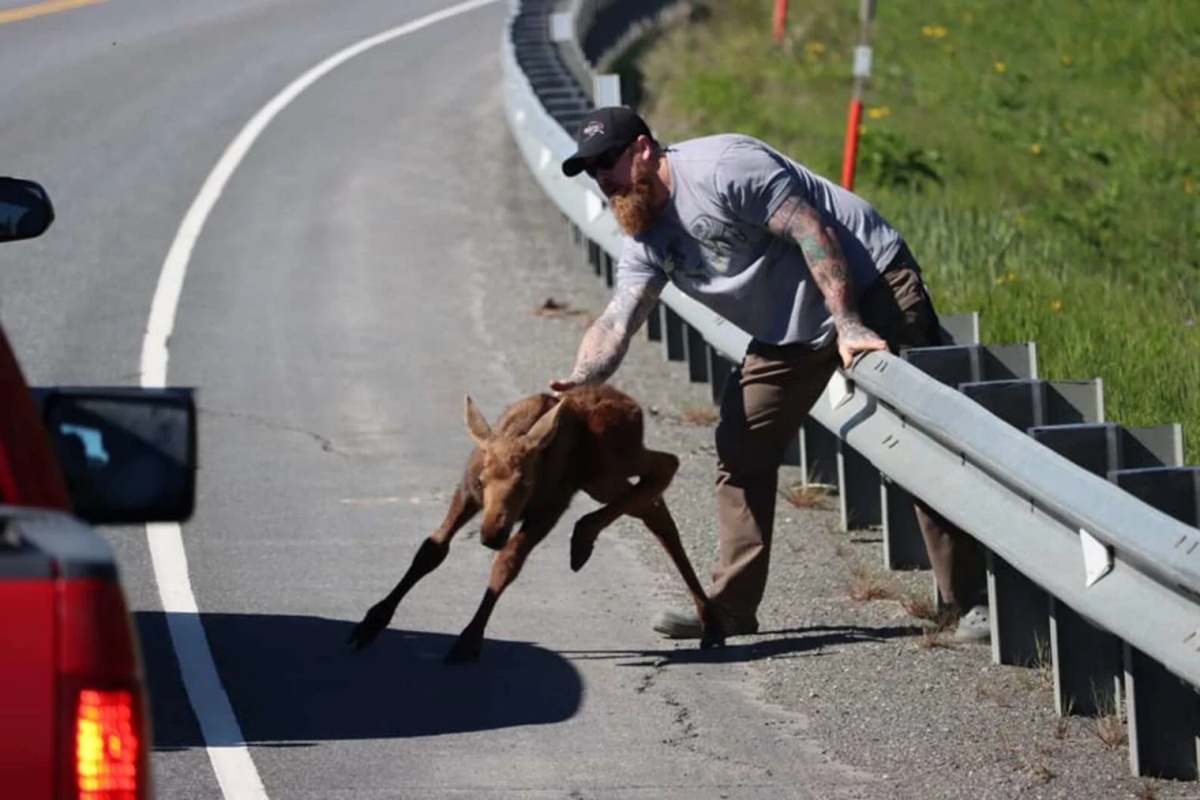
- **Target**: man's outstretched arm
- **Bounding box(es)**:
[550,281,663,392]
[767,194,887,367]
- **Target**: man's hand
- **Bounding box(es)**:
[835,319,888,369]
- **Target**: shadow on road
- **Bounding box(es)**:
[135,611,583,749]
[557,623,925,667]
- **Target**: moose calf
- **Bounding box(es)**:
[348,384,725,663]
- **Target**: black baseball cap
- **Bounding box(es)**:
[561,106,653,177]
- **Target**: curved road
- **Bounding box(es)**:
[0,1,865,797]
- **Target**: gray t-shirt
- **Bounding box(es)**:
[616,134,902,347]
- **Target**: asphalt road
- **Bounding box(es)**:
[0,1,870,797]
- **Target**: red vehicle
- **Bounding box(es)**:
[0,177,196,799]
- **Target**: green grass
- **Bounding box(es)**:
[613,0,1199,460]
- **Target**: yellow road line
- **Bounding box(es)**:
[0,0,106,26]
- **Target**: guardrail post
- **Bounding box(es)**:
[1046,379,1106,425]
[587,239,601,276]
[1050,598,1122,716]
[1110,465,1200,779]
[684,325,709,383]
[1124,423,1185,469]
[708,350,734,405]
[938,311,980,346]
[959,378,1105,432]
[549,11,572,43]
[987,551,1051,668]
[1110,466,1198,521]
[1125,646,1200,780]
[662,305,686,362]
[593,73,622,107]
[782,433,801,468]
[839,443,881,530]
[646,302,662,342]
[981,342,1039,380]
[881,480,927,568]
[800,417,839,487]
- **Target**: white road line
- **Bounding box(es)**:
[138,1,500,797]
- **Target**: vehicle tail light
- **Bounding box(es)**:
[57,580,151,800]
[74,689,140,797]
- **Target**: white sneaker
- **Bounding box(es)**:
[953,604,991,642]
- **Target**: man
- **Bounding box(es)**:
[551,106,989,643]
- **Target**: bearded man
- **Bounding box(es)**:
[551,106,990,644]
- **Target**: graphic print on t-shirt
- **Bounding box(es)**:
[661,237,708,280]
[689,214,749,274]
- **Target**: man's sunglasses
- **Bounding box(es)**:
[583,145,629,178]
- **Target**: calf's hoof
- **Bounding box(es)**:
[348,602,394,651]
[569,535,595,572]
[444,635,483,665]
[570,515,603,572]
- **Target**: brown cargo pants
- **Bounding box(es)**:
[708,243,986,619]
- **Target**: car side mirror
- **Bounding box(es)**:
[0,177,54,242]
[35,388,197,525]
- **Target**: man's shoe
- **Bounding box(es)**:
[953,604,991,643]
[651,607,759,640]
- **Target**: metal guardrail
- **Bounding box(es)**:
[500,0,1200,780]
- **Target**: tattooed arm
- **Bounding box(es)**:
[549,281,663,392]
[767,195,888,367]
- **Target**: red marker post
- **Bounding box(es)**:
[841,0,877,190]
[773,0,788,43]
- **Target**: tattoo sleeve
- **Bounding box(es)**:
[767,195,866,333]
[568,281,663,384]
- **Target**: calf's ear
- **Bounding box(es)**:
[525,400,565,451]
[464,395,493,448]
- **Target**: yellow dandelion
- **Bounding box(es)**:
[922,25,934,37]
[995,277,1006,287]
[1030,142,1043,155]
[1185,179,1194,194]
[867,106,891,120]
[1060,55,1072,67]
[1050,300,1063,312]
[806,41,827,54]
[1006,272,1019,283]
[994,60,1007,74]
[933,26,949,38]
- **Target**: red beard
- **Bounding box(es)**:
[610,156,660,237]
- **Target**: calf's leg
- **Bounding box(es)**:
[570,449,678,569]
[639,500,725,649]
[445,497,571,664]
[349,484,479,650]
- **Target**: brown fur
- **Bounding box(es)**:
[349,384,724,663]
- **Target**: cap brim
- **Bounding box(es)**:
[560,139,612,177]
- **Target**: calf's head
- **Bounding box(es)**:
[464,396,566,549]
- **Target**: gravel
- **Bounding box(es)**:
[463,109,1194,800]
